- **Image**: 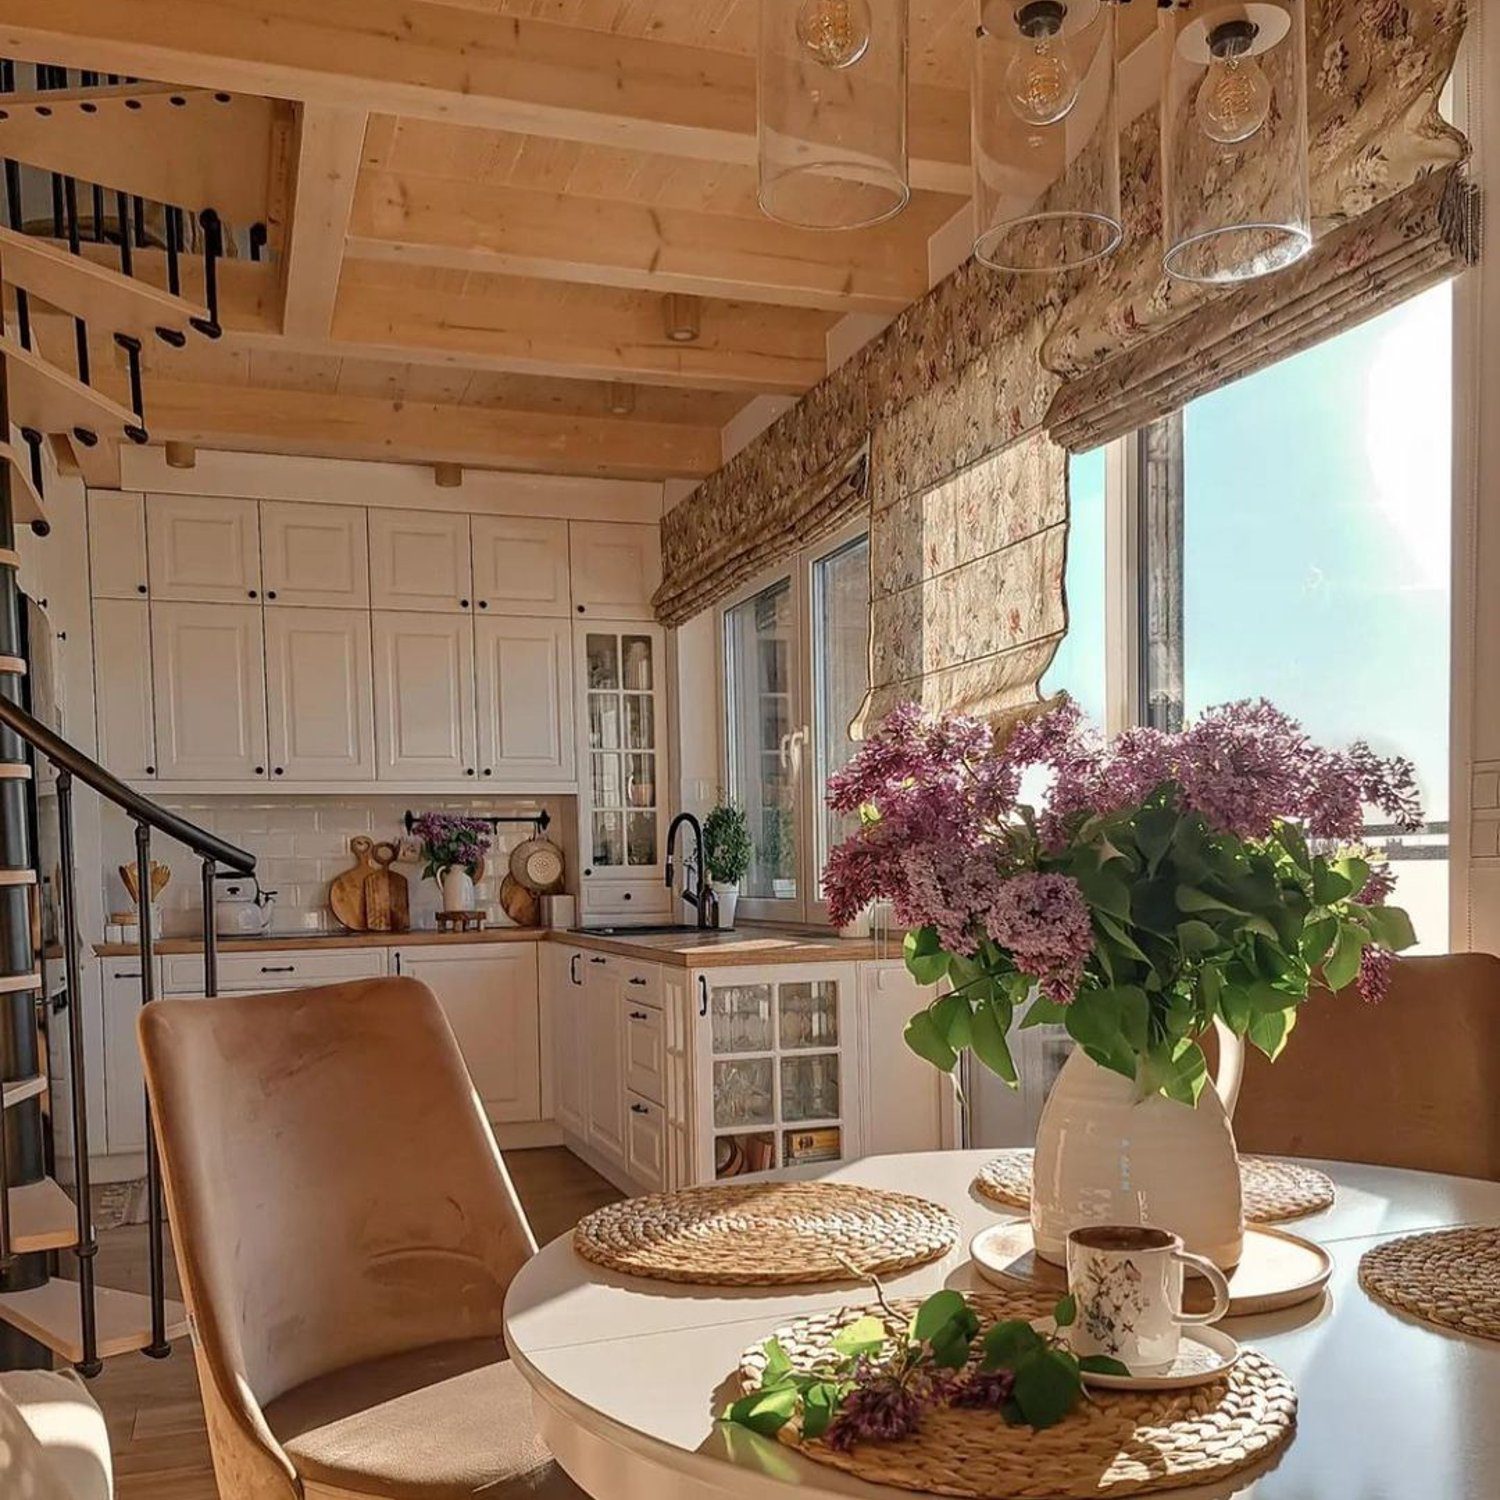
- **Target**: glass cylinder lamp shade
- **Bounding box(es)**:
[758,0,910,229]
[1160,0,1311,283]
[972,0,1121,272]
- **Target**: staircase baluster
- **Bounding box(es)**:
[18,429,43,500]
[55,769,101,1374]
[61,177,91,386]
[191,210,224,339]
[114,191,132,277]
[0,1071,11,1274]
[131,196,145,250]
[165,207,182,294]
[134,820,170,1358]
[200,858,218,998]
[115,335,148,443]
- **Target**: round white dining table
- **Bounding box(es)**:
[503,1150,1500,1500]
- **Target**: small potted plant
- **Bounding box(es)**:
[762,805,798,899]
[703,803,751,930]
[411,813,492,914]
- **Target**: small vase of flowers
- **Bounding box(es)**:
[703,803,751,929]
[411,813,492,914]
[824,698,1422,1265]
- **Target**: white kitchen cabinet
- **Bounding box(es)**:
[471,516,570,617]
[146,494,262,603]
[260,502,370,608]
[583,954,627,1166]
[625,1093,667,1191]
[857,962,958,1157]
[569,521,661,620]
[100,957,159,1156]
[577,623,671,918]
[371,611,477,781]
[87,491,148,600]
[92,598,157,781]
[692,963,861,1181]
[394,943,541,1124]
[624,998,666,1104]
[368,509,472,613]
[548,946,588,1137]
[162,947,387,995]
[151,602,268,781]
[264,608,375,781]
[475,616,574,786]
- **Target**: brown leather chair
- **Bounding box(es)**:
[1227,952,1500,1181]
[138,976,586,1500]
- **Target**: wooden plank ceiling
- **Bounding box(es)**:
[0,0,1158,485]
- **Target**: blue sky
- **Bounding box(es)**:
[1045,283,1452,823]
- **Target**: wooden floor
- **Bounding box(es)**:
[74,1148,623,1500]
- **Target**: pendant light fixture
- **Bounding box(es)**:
[1160,0,1310,282]
[971,0,1121,272]
[758,0,910,229]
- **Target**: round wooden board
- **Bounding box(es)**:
[971,1220,1331,1316]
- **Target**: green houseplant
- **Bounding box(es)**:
[703,802,751,929]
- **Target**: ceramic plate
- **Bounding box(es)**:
[1075,1324,1242,1391]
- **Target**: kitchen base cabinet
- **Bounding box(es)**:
[857,963,960,1157]
[583,957,627,1168]
[394,943,541,1125]
[100,958,160,1158]
[625,1093,666,1191]
[543,944,587,1136]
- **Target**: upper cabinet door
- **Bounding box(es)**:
[151,602,268,781]
[92,598,156,781]
[260,502,370,608]
[264,608,375,781]
[146,494,262,603]
[569,521,662,620]
[368,509,472,613]
[87,491,148,600]
[475,617,575,786]
[371,611,477,781]
[470,515,571,617]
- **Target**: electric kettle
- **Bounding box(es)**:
[214,874,278,937]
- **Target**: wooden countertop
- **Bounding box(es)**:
[93,925,897,966]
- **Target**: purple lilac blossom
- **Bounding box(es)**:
[824,1365,932,1451]
[1356,945,1395,1003]
[984,873,1095,1003]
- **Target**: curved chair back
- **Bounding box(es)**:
[139,976,536,1500]
[1229,952,1500,1180]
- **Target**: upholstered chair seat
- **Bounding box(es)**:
[139,976,589,1500]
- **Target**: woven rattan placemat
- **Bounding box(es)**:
[973,1149,1335,1224]
[738,1292,1297,1499]
[574,1181,959,1285]
[1359,1226,1500,1341]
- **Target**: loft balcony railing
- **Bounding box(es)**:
[0,692,253,1373]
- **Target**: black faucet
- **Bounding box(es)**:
[665,812,710,929]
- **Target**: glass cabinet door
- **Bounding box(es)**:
[583,627,663,874]
[697,965,857,1180]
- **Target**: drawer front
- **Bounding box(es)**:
[626,1093,666,1192]
[623,999,666,1104]
[618,961,662,1009]
[163,947,387,993]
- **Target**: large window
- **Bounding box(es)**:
[722,528,870,922]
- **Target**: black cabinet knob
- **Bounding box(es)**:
[136,583,148,595]
[482,767,492,777]
[254,766,265,775]
[248,589,258,599]
[144,765,156,776]
[266,590,277,600]
[465,767,476,776]
[576,604,585,614]
[274,766,284,776]
[478,599,489,609]
[622,891,632,901]
[460,599,470,609]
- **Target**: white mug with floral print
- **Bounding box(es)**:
[1065,1225,1232,1374]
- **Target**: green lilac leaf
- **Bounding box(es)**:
[800,1382,838,1440]
[1176,919,1221,956]
[1012,1348,1083,1430]
[1322,921,1367,992]
[904,1009,958,1072]
[904,927,951,986]
[831,1315,887,1359]
[912,1290,967,1342]
[983,1319,1045,1370]
[1361,905,1417,952]
[1247,1004,1298,1061]
[1020,995,1069,1029]
[726,1384,799,1434]
[1078,1355,1132,1376]
[970,998,1018,1084]
[1053,1294,1077,1328]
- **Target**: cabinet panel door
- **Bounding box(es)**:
[151,602,268,781]
[101,959,156,1155]
[626,1094,666,1192]
[569,521,661,620]
[471,515,570,617]
[624,1000,666,1105]
[858,964,952,1156]
[265,608,375,781]
[397,946,541,1123]
[550,947,587,1136]
[585,965,626,1164]
[261,501,369,607]
[146,494,261,602]
[371,611,476,781]
[475,617,574,785]
[368,508,471,612]
[87,491,148,599]
[92,598,157,781]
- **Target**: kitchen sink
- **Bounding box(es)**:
[569,924,708,937]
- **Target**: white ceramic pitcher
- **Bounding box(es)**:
[1031,1021,1246,1271]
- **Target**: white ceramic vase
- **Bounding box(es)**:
[440,866,477,912]
[1031,1022,1246,1271]
[710,881,739,930]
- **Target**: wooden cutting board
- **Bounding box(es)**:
[364,842,410,933]
[500,873,540,927]
[328,836,377,931]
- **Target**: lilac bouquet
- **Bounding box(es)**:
[410,813,493,882]
[824,699,1421,1102]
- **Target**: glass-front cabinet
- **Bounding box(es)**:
[692,963,861,1179]
[577,622,671,918]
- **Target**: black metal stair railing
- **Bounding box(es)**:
[0,692,251,1372]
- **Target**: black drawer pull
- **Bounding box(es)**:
[629,1010,649,1021]
[590,956,607,965]
[630,1103,649,1115]
[112,970,142,980]
[259,964,296,974]
[628,976,648,986]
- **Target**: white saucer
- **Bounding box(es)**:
[1076,1325,1241,1391]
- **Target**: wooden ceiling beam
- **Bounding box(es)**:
[347,171,930,315]
[0,0,969,193]
[144,379,723,480]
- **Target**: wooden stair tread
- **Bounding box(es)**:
[0,1280,188,1364]
[0,442,43,524]
[0,335,136,438]
[7,1176,78,1253]
[2,1073,46,1108]
[0,225,206,337]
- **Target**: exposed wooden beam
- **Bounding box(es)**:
[347,171,930,314]
[145,379,723,479]
[0,1,969,192]
[280,105,368,338]
[328,265,829,394]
